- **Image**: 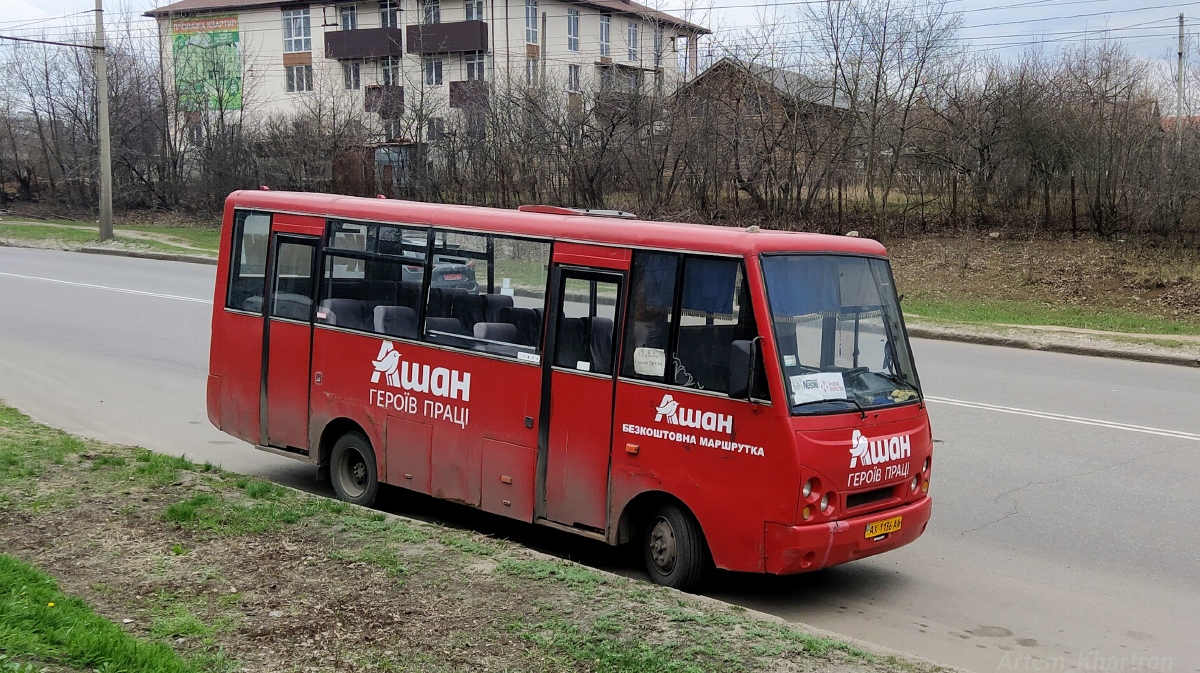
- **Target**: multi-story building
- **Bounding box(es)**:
[147,0,707,137]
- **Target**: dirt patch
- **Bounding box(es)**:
[0,411,940,673]
[886,236,1200,323]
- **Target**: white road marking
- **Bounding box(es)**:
[0,271,212,304]
[926,396,1200,442]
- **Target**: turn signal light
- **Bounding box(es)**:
[802,506,812,520]
[921,479,930,493]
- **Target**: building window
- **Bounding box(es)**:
[525,57,538,86]
[383,117,402,141]
[653,24,663,66]
[282,9,311,53]
[340,5,357,30]
[465,51,485,80]
[567,8,579,51]
[627,21,638,61]
[525,0,538,44]
[599,15,610,57]
[343,62,361,90]
[568,63,580,92]
[427,116,445,141]
[423,56,443,85]
[624,68,640,91]
[382,55,400,86]
[465,0,483,21]
[286,64,313,92]
[423,0,440,24]
[597,63,613,89]
[380,0,399,27]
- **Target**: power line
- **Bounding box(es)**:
[0,34,102,49]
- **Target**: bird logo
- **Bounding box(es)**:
[371,341,402,388]
[654,394,680,424]
[849,429,870,468]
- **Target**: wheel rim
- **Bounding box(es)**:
[648,516,677,575]
[337,447,369,499]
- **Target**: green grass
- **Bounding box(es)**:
[0,553,195,672]
[0,220,219,254]
[905,297,1200,336]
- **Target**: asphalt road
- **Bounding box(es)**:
[1,246,1196,672]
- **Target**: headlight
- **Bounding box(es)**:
[802,479,813,498]
[911,476,919,492]
[819,492,830,513]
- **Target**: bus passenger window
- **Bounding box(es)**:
[621,252,678,382]
[673,257,758,392]
[555,276,619,374]
[423,230,550,360]
[226,210,271,313]
[317,220,427,338]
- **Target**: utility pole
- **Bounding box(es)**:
[95,0,114,241]
[1178,13,1186,153]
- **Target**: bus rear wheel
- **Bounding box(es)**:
[643,503,709,591]
[329,431,379,507]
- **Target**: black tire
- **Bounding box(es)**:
[643,502,709,591]
[329,431,379,507]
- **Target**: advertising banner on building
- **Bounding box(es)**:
[172,16,242,111]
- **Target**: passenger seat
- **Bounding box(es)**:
[374,305,418,339]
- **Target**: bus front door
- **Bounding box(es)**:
[540,261,626,531]
[261,233,319,451]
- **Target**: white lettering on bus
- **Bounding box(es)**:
[621,423,765,457]
[373,341,471,402]
[849,430,910,468]
[654,394,733,435]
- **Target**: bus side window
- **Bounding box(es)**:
[423,230,550,360]
[620,252,678,383]
[673,257,761,394]
[226,210,271,313]
[317,221,427,338]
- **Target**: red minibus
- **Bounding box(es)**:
[207,191,933,590]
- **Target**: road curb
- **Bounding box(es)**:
[77,246,217,266]
[907,325,1200,369]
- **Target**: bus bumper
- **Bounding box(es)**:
[764,496,932,575]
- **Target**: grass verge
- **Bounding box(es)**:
[0,221,219,255]
[0,554,194,673]
[0,403,939,673]
[904,298,1200,336]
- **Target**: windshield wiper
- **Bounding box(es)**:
[791,396,868,420]
[874,370,918,392]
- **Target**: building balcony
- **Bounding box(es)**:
[365,85,404,118]
[449,80,489,109]
[406,20,488,55]
[325,27,404,60]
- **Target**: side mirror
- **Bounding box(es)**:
[728,339,755,400]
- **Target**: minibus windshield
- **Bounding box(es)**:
[761,254,920,415]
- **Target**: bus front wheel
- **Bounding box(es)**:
[643,503,709,591]
[329,431,379,507]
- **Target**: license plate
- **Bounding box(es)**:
[442,273,463,281]
[864,515,902,538]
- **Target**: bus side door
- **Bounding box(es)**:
[261,228,321,451]
[539,244,628,531]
